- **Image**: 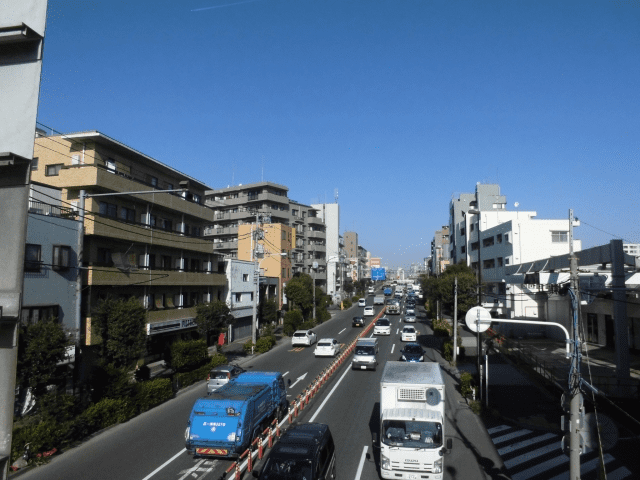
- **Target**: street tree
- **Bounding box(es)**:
[92,296,147,368]
[423,263,477,316]
[195,300,234,344]
[17,316,68,397]
[259,297,278,325]
[284,273,314,319]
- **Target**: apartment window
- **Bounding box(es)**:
[161,255,172,270]
[242,274,249,282]
[192,226,201,237]
[292,209,298,217]
[483,237,494,247]
[471,242,479,251]
[282,268,286,277]
[190,259,200,272]
[461,246,466,254]
[552,231,568,243]
[97,248,112,266]
[167,183,173,191]
[52,245,71,271]
[119,206,136,222]
[460,227,465,237]
[497,234,502,243]
[150,176,158,187]
[21,305,59,326]
[31,157,38,170]
[24,244,42,272]
[483,259,495,269]
[470,223,475,232]
[505,233,509,242]
[106,158,116,172]
[497,257,503,267]
[148,254,156,270]
[505,257,510,265]
[161,218,173,231]
[192,194,201,204]
[99,202,117,218]
[45,164,62,176]
[234,293,242,302]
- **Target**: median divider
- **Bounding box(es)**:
[224,306,387,479]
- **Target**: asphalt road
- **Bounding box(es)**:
[15,292,507,480]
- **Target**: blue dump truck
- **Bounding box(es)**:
[185,371,288,458]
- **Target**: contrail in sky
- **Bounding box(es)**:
[192,0,264,11]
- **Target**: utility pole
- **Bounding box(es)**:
[453,276,458,364]
[568,208,582,480]
[251,211,261,346]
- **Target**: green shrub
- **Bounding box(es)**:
[283,309,303,336]
[89,363,135,401]
[352,296,360,303]
[432,318,452,337]
[300,319,315,330]
[169,339,208,372]
[11,419,70,463]
[443,340,453,362]
[255,335,276,353]
[342,299,352,309]
[135,378,173,413]
[39,393,80,423]
[80,397,135,432]
[243,340,256,354]
[460,372,474,398]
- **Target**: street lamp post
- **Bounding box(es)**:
[464,208,483,400]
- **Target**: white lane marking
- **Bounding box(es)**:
[283,371,289,377]
[396,328,399,334]
[354,445,369,480]
[390,344,395,354]
[487,425,511,435]
[493,429,532,444]
[547,453,615,480]
[309,362,351,422]
[140,448,185,480]
[178,458,218,480]
[505,441,561,469]
[288,372,308,389]
[338,328,346,334]
[497,432,555,455]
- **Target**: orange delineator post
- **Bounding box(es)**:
[258,437,263,460]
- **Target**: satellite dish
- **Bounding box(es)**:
[426,388,441,406]
[465,307,492,333]
[514,202,519,208]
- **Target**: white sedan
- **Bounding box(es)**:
[314,338,340,357]
[364,306,375,316]
[291,330,317,346]
[401,326,418,342]
[358,298,366,307]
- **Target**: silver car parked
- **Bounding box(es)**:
[207,364,245,394]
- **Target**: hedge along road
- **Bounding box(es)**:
[15,298,384,480]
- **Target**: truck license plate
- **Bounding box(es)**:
[408,475,418,480]
[361,366,367,370]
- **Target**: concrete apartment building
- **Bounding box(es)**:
[430,226,450,275]
[344,231,367,281]
[33,131,226,355]
[237,222,293,310]
[624,243,640,257]
[204,182,328,290]
[311,203,345,300]
[23,183,81,339]
[450,184,580,316]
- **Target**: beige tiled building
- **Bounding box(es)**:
[33,131,226,352]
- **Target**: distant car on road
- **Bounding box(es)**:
[401,326,417,342]
[400,343,425,362]
[364,305,375,316]
[352,316,365,327]
[374,317,391,335]
[314,338,340,357]
[206,364,245,394]
[292,329,317,346]
[368,287,375,295]
[405,306,416,316]
[358,298,366,307]
[404,313,417,323]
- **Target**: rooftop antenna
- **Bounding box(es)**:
[261,155,265,182]
[334,188,338,203]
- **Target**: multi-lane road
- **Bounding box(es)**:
[17,292,505,480]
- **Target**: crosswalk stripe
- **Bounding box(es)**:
[510,452,568,480]
[606,465,634,479]
[493,429,532,445]
[487,425,511,435]
[505,441,561,469]
[547,453,614,480]
[497,432,556,456]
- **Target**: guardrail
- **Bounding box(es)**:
[223,307,386,479]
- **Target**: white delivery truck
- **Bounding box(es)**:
[375,362,452,480]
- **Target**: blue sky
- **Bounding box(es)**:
[37,0,640,271]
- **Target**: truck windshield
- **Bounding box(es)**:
[355,346,375,355]
[382,420,442,448]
